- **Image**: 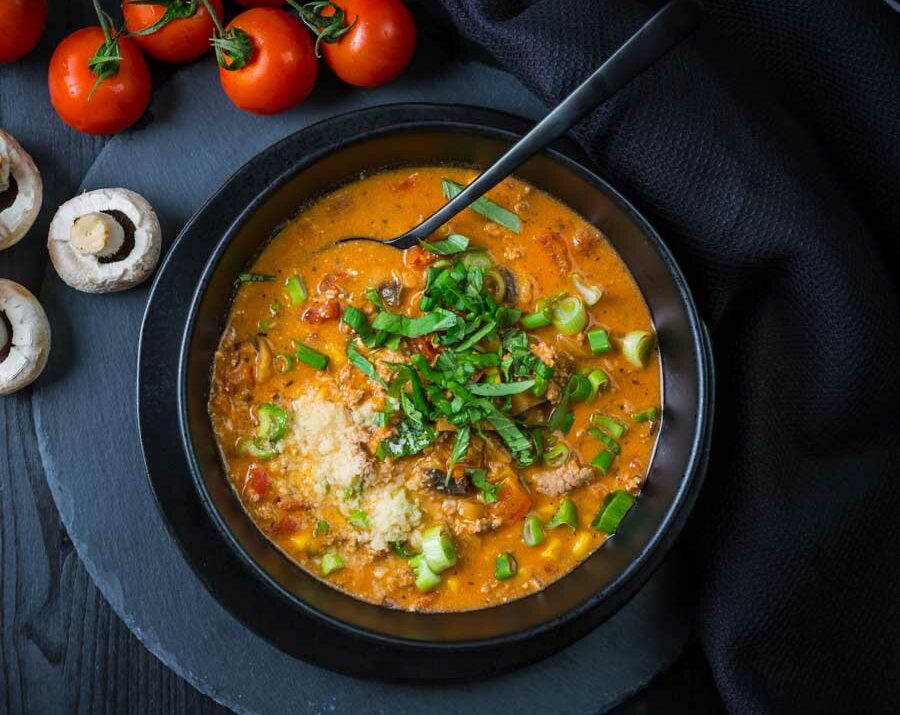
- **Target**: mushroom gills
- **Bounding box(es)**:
[0,310,10,360]
[71,212,126,259]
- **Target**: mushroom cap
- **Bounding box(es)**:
[0,279,51,396]
[48,188,162,294]
[0,129,43,251]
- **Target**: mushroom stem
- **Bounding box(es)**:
[70,212,125,258]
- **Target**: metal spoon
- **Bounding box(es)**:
[339,0,703,250]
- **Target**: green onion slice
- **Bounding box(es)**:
[238,272,276,283]
[274,353,294,374]
[321,552,345,576]
[546,498,578,532]
[591,490,636,534]
[587,427,620,454]
[236,437,278,460]
[483,269,506,302]
[521,309,552,330]
[409,554,441,592]
[293,340,329,371]
[314,520,330,537]
[587,369,608,399]
[622,330,655,368]
[551,295,588,336]
[523,515,546,546]
[570,273,603,306]
[461,251,493,270]
[566,373,592,402]
[494,552,518,580]
[632,407,660,423]
[393,541,417,559]
[543,442,570,468]
[348,510,370,531]
[256,403,290,442]
[284,274,308,305]
[590,413,628,439]
[442,178,521,233]
[421,525,457,574]
[587,328,612,355]
[591,449,615,473]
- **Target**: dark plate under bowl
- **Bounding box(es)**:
[175,104,713,678]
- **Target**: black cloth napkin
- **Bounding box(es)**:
[432,0,900,711]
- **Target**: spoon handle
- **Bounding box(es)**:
[402,0,703,244]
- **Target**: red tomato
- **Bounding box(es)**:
[319,0,416,87]
[234,0,285,6]
[218,8,316,115]
[0,0,47,64]
[245,464,269,497]
[122,0,223,63]
[48,28,151,136]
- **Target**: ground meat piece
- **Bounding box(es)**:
[337,364,367,405]
[572,227,604,256]
[221,340,256,395]
[405,245,438,269]
[503,245,525,261]
[318,271,351,295]
[532,461,596,496]
[302,298,341,323]
[534,231,571,273]
[393,172,418,191]
[530,341,575,404]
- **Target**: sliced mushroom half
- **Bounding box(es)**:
[48,188,161,293]
[0,279,51,395]
[0,129,43,251]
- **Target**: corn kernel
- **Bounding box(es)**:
[537,504,556,520]
[446,576,460,593]
[290,533,311,552]
[572,531,593,558]
[541,537,561,560]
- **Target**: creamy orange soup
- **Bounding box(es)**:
[209,166,661,612]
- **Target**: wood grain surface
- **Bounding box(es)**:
[0,2,724,713]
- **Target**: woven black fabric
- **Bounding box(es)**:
[432,1,900,712]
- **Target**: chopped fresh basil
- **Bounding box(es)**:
[442,178,521,233]
[420,234,470,255]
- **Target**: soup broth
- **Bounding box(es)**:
[208,166,661,612]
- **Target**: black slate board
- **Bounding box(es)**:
[32,46,692,714]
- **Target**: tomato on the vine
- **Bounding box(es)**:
[234,0,286,6]
[301,0,416,88]
[123,0,224,63]
[0,0,48,64]
[216,8,317,115]
[48,27,152,135]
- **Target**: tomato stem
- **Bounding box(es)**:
[125,0,202,38]
[88,0,124,100]
[199,0,253,71]
[291,1,357,58]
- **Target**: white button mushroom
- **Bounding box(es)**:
[0,129,43,251]
[48,188,161,293]
[0,279,51,396]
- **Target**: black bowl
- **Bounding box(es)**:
[177,104,713,677]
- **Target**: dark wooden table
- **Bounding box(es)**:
[0,3,725,712]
